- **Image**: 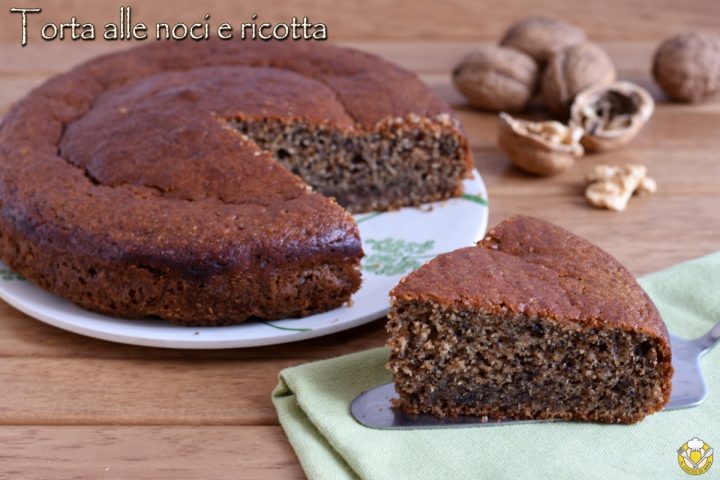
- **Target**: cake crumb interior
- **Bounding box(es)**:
[387,299,669,423]
[230,117,469,213]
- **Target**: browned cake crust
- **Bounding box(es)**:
[388,215,673,423]
[0,42,471,325]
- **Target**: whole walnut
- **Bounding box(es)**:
[652,31,720,102]
[500,16,586,65]
[542,42,616,117]
[452,46,539,112]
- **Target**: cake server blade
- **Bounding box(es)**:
[350,321,720,430]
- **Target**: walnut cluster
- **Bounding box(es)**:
[452,16,655,191]
[499,81,654,177]
[453,16,616,117]
[451,19,719,213]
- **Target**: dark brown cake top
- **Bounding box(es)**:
[0,41,455,277]
[392,215,669,341]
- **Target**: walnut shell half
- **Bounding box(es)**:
[652,31,720,103]
[498,112,584,176]
[570,81,654,152]
[542,42,616,117]
[453,46,539,112]
[500,16,586,65]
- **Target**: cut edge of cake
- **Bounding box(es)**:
[229,113,473,213]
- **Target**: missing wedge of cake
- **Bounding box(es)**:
[387,215,673,424]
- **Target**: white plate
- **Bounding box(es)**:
[0,170,488,348]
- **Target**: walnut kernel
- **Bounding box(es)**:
[585,164,656,211]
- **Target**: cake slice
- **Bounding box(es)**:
[387,216,673,423]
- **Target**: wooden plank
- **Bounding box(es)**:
[0,426,304,480]
[0,0,718,43]
[0,41,660,75]
[487,192,720,277]
[473,147,720,194]
[0,357,294,425]
[344,41,661,75]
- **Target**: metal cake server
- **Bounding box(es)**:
[351,321,720,430]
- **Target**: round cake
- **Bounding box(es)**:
[0,41,472,325]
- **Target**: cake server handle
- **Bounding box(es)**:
[695,320,720,355]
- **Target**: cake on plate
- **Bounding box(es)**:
[0,42,472,325]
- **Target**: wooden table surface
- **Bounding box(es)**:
[1,1,719,478]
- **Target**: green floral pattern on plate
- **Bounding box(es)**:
[461,193,488,205]
[259,320,312,332]
[0,268,24,281]
[362,238,435,276]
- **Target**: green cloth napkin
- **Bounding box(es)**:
[272,252,720,480]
